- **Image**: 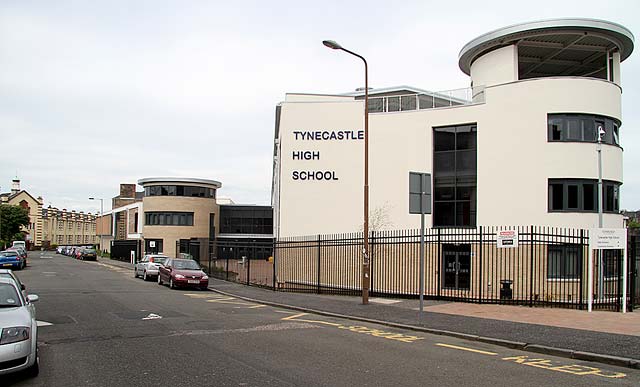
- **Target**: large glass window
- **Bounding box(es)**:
[433,124,477,227]
[219,206,273,235]
[144,185,216,198]
[145,212,194,226]
[548,179,621,213]
[548,114,621,145]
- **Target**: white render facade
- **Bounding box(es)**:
[272,18,634,238]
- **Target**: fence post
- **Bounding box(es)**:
[317,234,321,294]
[579,229,585,310]
[225,256,229,281]
[479,226,483,304]
[247,254,251,286]
[370,230,375,295]
[437,228,441,298]
[529,225,535,308]
[272,239,277,291]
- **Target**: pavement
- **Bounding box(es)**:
[101,256,640,369]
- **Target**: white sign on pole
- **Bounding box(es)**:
[497,230,519,248]
[589,228,626,250]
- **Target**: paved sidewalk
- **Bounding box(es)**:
[100,257,640,367]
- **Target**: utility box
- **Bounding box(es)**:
[500,280,513,300]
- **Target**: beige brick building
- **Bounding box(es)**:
[1,179,98,249]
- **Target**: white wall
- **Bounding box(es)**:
[470,45,518,87]
[275,77,624,237]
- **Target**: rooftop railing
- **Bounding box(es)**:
[367,86,485,113]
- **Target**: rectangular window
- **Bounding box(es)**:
[549,179,620,213]
[433,124,477,227]
[549,118,563,141]
[583,183,595,211]
[550,183,564,211]
[567,184,578,209]
[547,244,581,279]
[387,96,400,112]
[144,212,193,226]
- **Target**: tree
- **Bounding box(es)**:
[0,204,29,249]
[360,202,394,233]
[628,219,640,229]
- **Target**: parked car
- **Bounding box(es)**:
[135,255,168,281]
[5,248,27,267]
[56,246,64,254]
[157,258,208,290]
[78,248,97,261]
[0,251,25,270]
[0,277,39,377]
[0,269,27,299]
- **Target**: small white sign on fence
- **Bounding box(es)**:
[589,228,626,249]
[497,230,519,248]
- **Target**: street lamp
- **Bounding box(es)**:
[89,197,103,253]
[323,39,370,305]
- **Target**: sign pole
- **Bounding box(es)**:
[419,211,425,314]
[588,247,593,312]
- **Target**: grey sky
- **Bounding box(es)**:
[1,0,638,215]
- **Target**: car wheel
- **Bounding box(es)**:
[169,278,175,289]
[143,271,148,281]
[25,348,39,377]
[157,274,163,285]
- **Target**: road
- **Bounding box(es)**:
[4,251,639,386]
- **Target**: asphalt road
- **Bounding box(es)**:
[3,252,639,386]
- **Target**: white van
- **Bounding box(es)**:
[12,241,26,250]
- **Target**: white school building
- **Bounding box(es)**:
[271,18,634,238]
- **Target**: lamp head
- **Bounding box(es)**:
[322,40,342,50]
[89,197,95,200]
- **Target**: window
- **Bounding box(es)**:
[145,212,194,226]
[219,206,273,235]
[433,124,477,227]
[145,185,216,198]
[548,244,581,280]
[548,179,620,213]
[548,114,621,145]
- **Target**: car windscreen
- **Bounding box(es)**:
[0,283,21,307]
[173,260,200,270]
[83,249,96,253]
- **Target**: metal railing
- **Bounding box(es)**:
[204,226,636,311]
[367,86,485,113]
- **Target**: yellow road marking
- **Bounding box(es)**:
[184,293,229,299]
[502,356,625,379]
[282,314,423,343]
[244,304,267,309]
[436,343,497,356]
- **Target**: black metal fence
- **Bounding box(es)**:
[204,226,637,311]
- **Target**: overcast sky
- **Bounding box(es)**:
[1,0,638,215]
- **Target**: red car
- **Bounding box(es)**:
[157,258,208,290]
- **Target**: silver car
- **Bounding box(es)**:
[0,277,39,377]
[134,255,168,281]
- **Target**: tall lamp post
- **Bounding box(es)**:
[89,197,103,254]
[323,40,370,305]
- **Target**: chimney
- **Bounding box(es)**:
[120,184,136,198]
[11,179,20,195]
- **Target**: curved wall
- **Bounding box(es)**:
[476,77,623,228]
[139,179,219,257]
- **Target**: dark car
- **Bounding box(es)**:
[0,251,25,270]
[78,248,97,261]
[157,258,208,290]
